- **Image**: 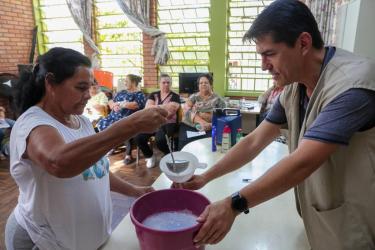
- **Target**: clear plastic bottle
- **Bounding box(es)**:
[221,125,231,153]
[240,97,246,109]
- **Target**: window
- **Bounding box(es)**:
[94,0,143,86]
[34,0,84,53]
[157,0,211,88]
[227,0,274,93]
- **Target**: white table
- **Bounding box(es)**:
[239,101,261,134]
[101,138,309,250]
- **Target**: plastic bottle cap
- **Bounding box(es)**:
[223,125,231,133]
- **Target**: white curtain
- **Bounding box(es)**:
[304,0,350,45]
[116,0,169,65]
[66,0,100,66]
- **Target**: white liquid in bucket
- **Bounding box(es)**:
[142,210,198,231]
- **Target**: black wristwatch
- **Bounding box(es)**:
[231,191,249,214]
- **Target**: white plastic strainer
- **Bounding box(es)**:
[159,151,207,183]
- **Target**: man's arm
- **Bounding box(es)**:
[241,138,337,208]
[179,120,281,189]
[204,121,281,182]
[193,138,338,245]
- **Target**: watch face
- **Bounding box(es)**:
[231,192,248,213]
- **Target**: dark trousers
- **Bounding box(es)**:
[178,123,211,150]
[125,138,134,157]
[135,123,177,158]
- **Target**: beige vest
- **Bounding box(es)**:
[279,48,375,250]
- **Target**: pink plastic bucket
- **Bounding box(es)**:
[130,189,210,250]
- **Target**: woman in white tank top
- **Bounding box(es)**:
[5,47,169,250]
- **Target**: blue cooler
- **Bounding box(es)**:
[214,109,241,146]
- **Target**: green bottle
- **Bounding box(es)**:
[236,128,243,144]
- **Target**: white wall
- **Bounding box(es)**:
[336,0,375,59]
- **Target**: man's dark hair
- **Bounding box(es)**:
[243,0,324,49]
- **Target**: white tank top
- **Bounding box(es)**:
[10,106,112,250]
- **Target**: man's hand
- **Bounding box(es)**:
[171,174,208,190]
[194,197,238,246]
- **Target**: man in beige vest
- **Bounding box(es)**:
[177,0,375,249]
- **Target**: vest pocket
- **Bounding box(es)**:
[310,202,374,250]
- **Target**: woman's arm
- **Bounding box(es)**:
[108,100,116,110]
[121,92,146,110]
[145,99,156,109]
[146,94,179,117]
[121,101,139,110]
[110,172,154,197]
[182,99,194,124]
[92,104,108,115]
[92,92,109,114]
[195,112,212,123]
[184,99,194,112]
[160,102,179,116]
[25,107,168,178]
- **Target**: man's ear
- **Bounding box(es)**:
[298,32,313,56]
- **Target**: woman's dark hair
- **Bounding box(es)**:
[13,47,91,115]
[127,74,142,86]
[159,73,171,80]
[197,73,213,86]
[243,0,324,49]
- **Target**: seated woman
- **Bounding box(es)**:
[178,73,226,150]
[83,79,109,125]
[97,74,145,165]
[135,73,180,168]
[0,106,15,160]
[257,84,284,125]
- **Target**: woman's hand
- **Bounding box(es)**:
[171,174,208,190]
[163,102,179,118]
[124,101,139,110]
[112,102,121,112]
[198,120,212,131]
[193,197,238,246]
[199,112,212,122]
[108,100,116,109]
[131,185,155,197]
[127,106,168,134]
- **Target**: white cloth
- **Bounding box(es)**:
[83,91,109,122]
[10,106,112,250]
[0,119,11,129]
